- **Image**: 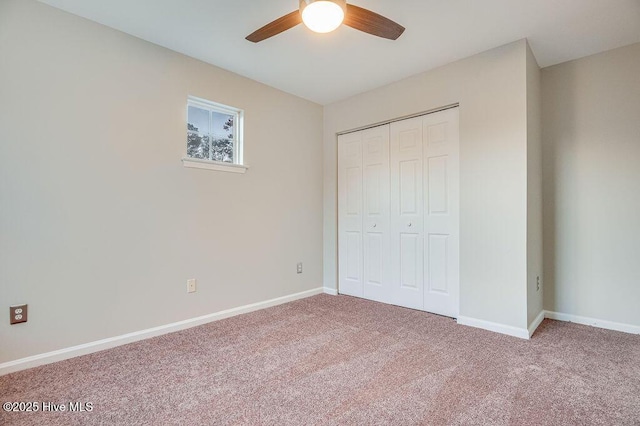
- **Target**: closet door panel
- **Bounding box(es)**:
[423,108,460,317]
[338,132,363,297]
[427,156,448,214]
[390,117,424,310]
[362,125,391,302]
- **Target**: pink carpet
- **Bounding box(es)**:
[1,294,639,425]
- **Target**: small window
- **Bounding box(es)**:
[183,96,246,173]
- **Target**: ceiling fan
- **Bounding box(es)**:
[246,0,405,43]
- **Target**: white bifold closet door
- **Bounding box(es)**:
[338,130,364,297]
[361,126,391,303]
[338,107,459,318]
[338,125,391,301]
[421,109,459,317]
[390,116,425,310]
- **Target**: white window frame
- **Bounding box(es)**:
[182,96,247,173]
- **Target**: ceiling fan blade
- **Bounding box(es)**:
[344,4,405,40]
[246,10,301,43]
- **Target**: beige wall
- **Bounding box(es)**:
[324,41,531,331]
[526,44,544,327]
[542,42,640,326]
[9,0,634,365]
[0,0,323,363]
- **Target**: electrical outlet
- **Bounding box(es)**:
[297,262,303,274]
[536,276,540,291]
[187,279,197,293]
[10,304,27,325]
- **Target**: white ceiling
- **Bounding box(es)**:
[38,0,640,105]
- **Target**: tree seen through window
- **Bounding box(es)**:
[187,104,237,163]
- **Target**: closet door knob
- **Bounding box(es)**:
[373,224,377,228]
[407,222,412,227]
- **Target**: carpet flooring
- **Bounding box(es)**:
[1,294,639,425]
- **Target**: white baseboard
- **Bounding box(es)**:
[323,287,338,296]
[528,310,545,338]
[456,309,640,340]
[544,310,640,335]
[457,316,530,340]
[0,287,324,376]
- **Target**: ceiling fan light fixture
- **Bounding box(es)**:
[299,0,346,34]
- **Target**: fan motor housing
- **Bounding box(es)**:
[299,0,347,14]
